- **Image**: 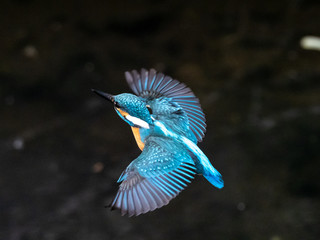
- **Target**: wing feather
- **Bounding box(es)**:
[108,138,196,216]
[125,69,207,142]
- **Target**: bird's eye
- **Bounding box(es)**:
[146,105,153,114]
[114,102,120,108]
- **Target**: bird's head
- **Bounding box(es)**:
[92,89,153,129]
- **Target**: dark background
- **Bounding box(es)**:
[1,0,320,239]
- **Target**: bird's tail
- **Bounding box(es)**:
[204,171,224,189]
[177,134,224,189]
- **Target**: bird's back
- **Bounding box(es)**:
[146,96,198,143]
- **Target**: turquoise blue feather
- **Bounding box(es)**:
[109,137,196,216]
[95,69,224,217]
[125,68,207,142]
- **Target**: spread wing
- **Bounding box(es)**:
[125,68,206,142]
[109,136,196,217]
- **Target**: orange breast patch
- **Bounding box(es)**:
[131,127,145,151]
[116,108,129,117]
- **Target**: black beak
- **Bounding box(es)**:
[91,89,114,103]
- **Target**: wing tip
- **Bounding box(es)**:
[108,161,197,217]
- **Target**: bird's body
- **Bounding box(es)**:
[93,68,223,216]
[130,96,197,150]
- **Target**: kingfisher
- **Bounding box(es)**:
[92,68,223,217]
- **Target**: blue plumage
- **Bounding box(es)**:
[92,68,223,216]
[125,69,207,142]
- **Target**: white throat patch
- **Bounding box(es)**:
[125,115,150,129]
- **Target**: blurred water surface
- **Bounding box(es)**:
[1,1,320,240]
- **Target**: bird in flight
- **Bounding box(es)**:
[92,68,223,216]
